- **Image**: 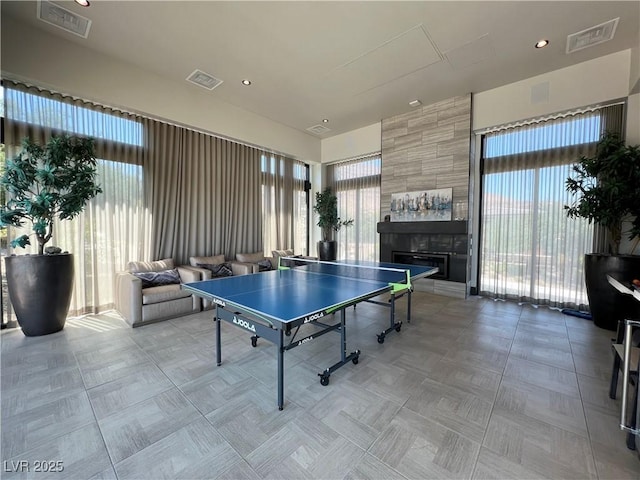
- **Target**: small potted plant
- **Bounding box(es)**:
[565,131,640,330]
[313,187,353,261]
[0,135,102,336]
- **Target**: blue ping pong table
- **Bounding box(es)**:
[183,260,437,410]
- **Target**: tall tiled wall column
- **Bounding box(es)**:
[380,94,471,220]
[380,94,472,297]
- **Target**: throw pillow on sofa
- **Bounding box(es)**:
[197,262,233,278]
[257,259,273,271]
[133,268,181,288]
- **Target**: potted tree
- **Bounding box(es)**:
[565,131,640,330]
[0,135,102,336]
[313,187,353,261]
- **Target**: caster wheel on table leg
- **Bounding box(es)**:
[251,337,258,348]
[377,334,385,344]
[320,375,330,386]
[395,324,402,332]
[352,356,359,365]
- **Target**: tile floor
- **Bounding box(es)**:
[1,292,639,479]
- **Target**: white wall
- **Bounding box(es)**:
[473,50,632,131]
[320,122,381,163]
[1,17,320,163]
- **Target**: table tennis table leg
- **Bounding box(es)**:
[215,306,222,366]
[407,288,412,324]
[277,329,284,411]
[377,294,402,344]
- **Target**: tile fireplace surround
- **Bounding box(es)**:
[378,220,468,297]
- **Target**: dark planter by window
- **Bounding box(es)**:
[584,253,640,331]
[5,254,74,336]
[317,241,337,261]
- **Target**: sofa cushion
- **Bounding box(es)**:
[236,251,265,263]
[197,262,233,278]
[272,249,294,259]
[133,268,181,288]
[128,258,175,273]
[189,255,225,267]
[142,284,191,305]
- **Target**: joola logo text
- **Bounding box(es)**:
[304,312,324,323]
[298,336,313,346]
[232,316,256,332]
[213,298,226,307]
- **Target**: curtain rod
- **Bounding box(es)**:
[3,77,303,162]
[475,99,626,135]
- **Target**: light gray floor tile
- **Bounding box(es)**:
[1,391,96,460]
[114,418,242,479]
[343,453,409,480]
[503,357,580,397]
[87,365,174,420]
[369,407,481,479]
[483,411,598,479]
[495,377,588,437]
[98,388,201,464]
[405,377,492,443]
[2,423,112,480]
[245,415,366,480]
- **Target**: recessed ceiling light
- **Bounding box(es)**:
[409,99,422,107]
[74,0,90,6]
[241,79,251,86]
[535,39,549,48]
[322,119,329,123]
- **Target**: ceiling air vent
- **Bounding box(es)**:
[37,0,92,38]
[566,18,619,54]
[306,125,331,136]
[186,69,223,90]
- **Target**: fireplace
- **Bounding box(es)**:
[377,220,468,284]
[393,251,449,280]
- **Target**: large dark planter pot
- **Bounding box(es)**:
[584,253,640,331]
[317,241,337,261]
[5,253,74,336]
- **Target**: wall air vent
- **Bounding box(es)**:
[566,18,619,54]
[37,0,92,38]
[186,69,223,90]
[306,125,331,136]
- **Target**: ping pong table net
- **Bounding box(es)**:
[278,257,411,291]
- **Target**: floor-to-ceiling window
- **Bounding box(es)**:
[261,154,308,256]
[479,103,624,309]
[3,82,149,316]
[328,154,381,262]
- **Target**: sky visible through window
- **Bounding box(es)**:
[484,116,601,158]
[5,88,143,146]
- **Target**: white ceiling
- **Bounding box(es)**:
[3,1,640,139]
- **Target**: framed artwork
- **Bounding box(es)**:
[390,188,453,222]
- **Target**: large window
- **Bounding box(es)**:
[329,154,381,262]
[479,104,624,309]
[261,154,308,256]
[3,83,149,316]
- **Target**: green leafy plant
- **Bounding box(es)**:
[313,187,353,241]
[565,132,640,255]
[0,135,102,255]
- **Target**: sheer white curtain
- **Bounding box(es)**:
[479,103,624,309]
[261,154,308,256]
[328,154,381,262]
[4,82,150,316]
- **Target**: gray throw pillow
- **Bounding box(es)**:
[133,268,181,288]
[197,263,233,278]
[257,259,272,271]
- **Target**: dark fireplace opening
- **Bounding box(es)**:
[393,251,449,280]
